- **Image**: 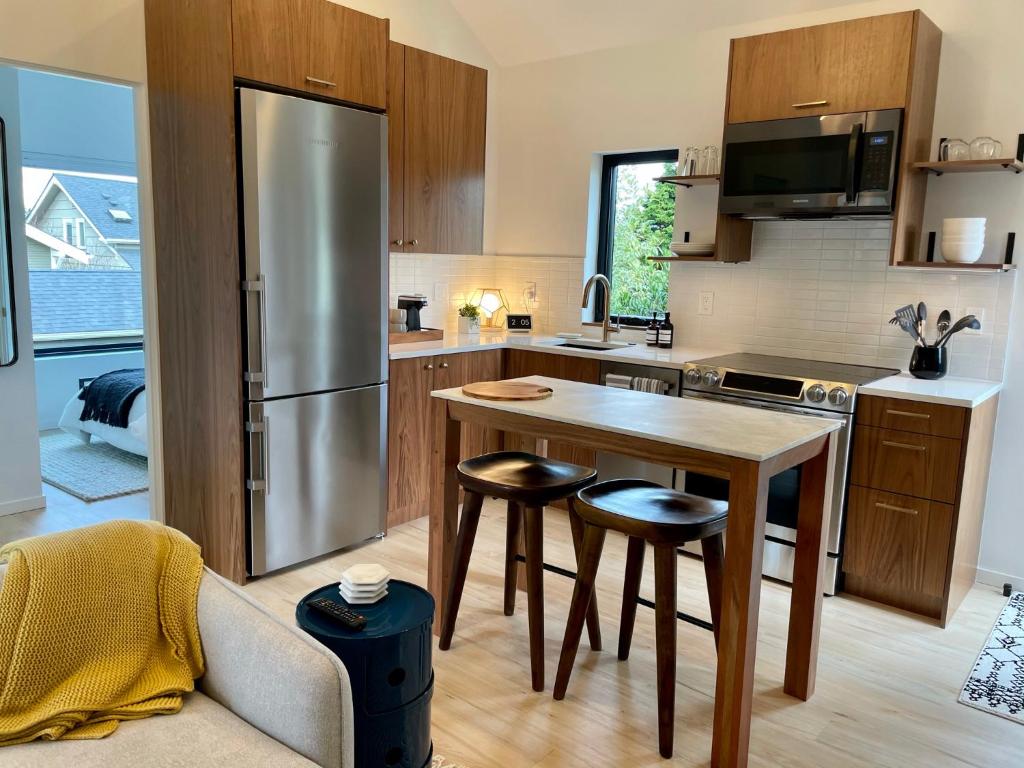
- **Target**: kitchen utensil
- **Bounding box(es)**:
[397,293,428,331]
[939,138,970,161]
[936,315,980,347]
[893,304,919,330]
[462,380,554,401]
[916,301,927,338]
[889,315,925,346]
[969,136,1002,159]
[909,346,948,380]
[937,309,951,339]
[941,239,984,263]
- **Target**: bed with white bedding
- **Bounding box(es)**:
[59,389,149,458]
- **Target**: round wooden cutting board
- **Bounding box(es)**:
[462,380,554,401]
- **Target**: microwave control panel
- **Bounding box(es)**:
[859,131,895,191]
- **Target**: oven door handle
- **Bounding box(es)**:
[845,122,864,204]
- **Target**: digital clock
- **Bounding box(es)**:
[505,314,533,333]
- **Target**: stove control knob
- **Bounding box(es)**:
[703,370,720,387]
[806,384,827,403]
[827,387,849,406]
[684,368,702,386]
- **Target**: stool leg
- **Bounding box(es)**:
[523,505,546,692]
[569,502,602,652]
[553,523,607,701]
[653,543,677,759]
[438,490,485,652]
[503,500,522,616]
[701,533,725,650]
[618,535,646,661]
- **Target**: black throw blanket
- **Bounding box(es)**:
[78,368,146,429]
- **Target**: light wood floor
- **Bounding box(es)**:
[0,483,150,547]
[245,499,1019,768]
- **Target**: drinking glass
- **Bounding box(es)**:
[939,138,970,161]
[680,146,698,176]
[969,136,1002,159]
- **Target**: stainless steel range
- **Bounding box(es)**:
[680,353,899,594]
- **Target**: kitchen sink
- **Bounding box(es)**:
[555,340,636,351]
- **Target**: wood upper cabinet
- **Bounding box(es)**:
[387,350,502,528]
[727,12,915,123]
[389,44,487,255]
[232,0,388,109]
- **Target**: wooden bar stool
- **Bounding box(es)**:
[437,451,600,692]
[552,479,727,759]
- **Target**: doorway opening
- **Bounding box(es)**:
[4,67,150,539]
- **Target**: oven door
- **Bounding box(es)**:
[680,391,851,554]
[719,109,901,217]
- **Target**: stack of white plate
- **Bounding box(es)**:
[941,218,986,263]
[339,563,390,605]
[669,242,716,257]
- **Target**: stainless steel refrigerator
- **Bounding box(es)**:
[238,87,388,576]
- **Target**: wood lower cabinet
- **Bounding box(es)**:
[232,0,388,109]
[392,46,487,255]
[727,12,914,123]
[843,394,998,624]
[387,350,501,528]
[503,349,601,470]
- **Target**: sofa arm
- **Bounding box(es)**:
[196,568,353,768]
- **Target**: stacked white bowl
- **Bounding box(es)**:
[941,218,986,263]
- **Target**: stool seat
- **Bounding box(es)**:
[575,479,728,544]
[458,451,597,505]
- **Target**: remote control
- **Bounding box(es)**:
[308,597,367,630]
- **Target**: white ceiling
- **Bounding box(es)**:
[447,0,871,66]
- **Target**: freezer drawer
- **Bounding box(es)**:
[247,385,387,575]
[238,87,388,400]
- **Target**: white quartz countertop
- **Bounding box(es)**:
[389,332,720,370]
[432,375,842,463]
[859,373,1002,408]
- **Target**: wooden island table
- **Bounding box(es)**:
[429,375,841,767]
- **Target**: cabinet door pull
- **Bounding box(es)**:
[886,409,930,420]
[409,239,419,246]
[392,239,404,246]
[439,362,449,369]
[305,76,337,88]
[792,99,829,108]
[881,439,927,452]
[424,363,434,370]
[875,502,919,515]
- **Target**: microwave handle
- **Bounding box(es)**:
[845,123,864,203]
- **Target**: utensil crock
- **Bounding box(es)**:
[909,346,948,380]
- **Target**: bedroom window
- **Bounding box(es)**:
[76,219,87,247]
[62,218,74,243]
[594,149,678,325]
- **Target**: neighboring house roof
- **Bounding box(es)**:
[27,173,140,243]
[24,223,92,265]
[29,269,143,336]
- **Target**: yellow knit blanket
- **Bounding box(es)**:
[0,519,205,745]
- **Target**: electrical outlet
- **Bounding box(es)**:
[525,282,537,301]
[699,291,715,316]
[964,306,985,334]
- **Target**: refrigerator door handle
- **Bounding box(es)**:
[242,274,268,389]
[245,418,268,493]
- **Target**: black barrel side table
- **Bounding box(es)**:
[297,580,435,768]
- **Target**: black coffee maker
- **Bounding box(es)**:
[397,294,429,331]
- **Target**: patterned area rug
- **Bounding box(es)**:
[432,756,467,768]
[39,431,148,502]
[960,592,1024,724]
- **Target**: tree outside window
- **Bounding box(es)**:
[595,150,678,324]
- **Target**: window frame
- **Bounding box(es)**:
[594,148,679,325]
[62,218,74,243]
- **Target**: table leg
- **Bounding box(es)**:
[784,434,832,699]
[428,401,462,636]
[711,458,769,768]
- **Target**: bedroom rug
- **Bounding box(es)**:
[959,591,1024,724]
[39,431,148,502]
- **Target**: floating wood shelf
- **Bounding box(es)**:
[655,174,720,188]
[914,158,1024,175]
[648,254,716,262]
[895,261,1015,271]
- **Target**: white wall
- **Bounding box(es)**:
[0,69,44,515]
[493,0,1024,584]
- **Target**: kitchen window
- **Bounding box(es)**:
[594,149,678,325]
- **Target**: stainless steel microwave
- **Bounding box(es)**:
[719,109,902,218]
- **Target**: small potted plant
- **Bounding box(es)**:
[457,303,481,335]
